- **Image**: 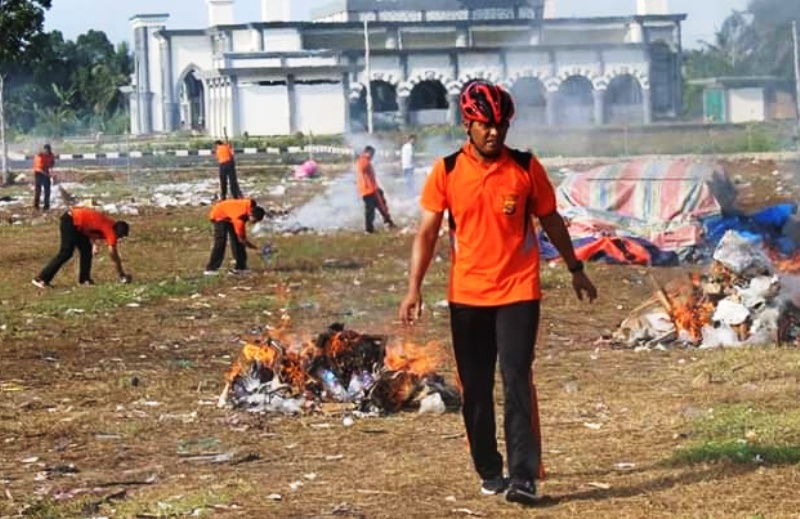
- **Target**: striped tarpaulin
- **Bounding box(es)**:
[556,160,733,251]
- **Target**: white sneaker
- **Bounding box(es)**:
[203,270,219,276]
[32,279,51,289]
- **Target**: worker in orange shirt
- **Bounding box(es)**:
[399,80,597,506]
[204,198,266,275]
[33,143,56,211]
[214,140,243,200]
[355,145,396,233]
[32,207,131,288]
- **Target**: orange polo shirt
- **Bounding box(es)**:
[70,207,119,246]
[216,143,234,164]
[355,154,378,197]
[420,143,557,306]
[33,152,55,174]
[209,198,254,241]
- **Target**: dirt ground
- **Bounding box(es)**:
[1,154,800,518]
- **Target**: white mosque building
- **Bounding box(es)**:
[126,0,686,137]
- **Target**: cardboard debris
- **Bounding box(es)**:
[615,230,800,349]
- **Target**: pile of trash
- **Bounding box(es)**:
[218,323,461,416]
[614,230,800,349]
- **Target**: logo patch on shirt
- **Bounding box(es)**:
[502,194,518,215]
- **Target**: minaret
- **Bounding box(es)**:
[262,0,293,22]
[636,0,669,15]
[207,0,235,26]
[543,0,556,18]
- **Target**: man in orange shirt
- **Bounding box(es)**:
[33,143,56,211]
[32,207,131,288]
[399,80,597,506]
[214,140,243,200]
[355,145,395,233]
[204,198,266,274]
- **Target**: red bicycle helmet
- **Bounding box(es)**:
[459,79,515,125]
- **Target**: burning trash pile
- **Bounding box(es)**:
[218,323,461,415]
[614,230,800,349]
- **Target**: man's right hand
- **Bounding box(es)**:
[399,290,423,325]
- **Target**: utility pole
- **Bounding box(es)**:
[363,18,374,135]
[793,20,800,150]
[0,74,8,184]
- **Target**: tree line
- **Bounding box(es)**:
[683,0,800,117]
[4,29,132,136]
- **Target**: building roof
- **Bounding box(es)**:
[688,76,793,89]
[344,0,539,8]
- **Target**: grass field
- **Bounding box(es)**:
[1,156,800,518]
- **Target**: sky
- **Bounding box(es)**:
[45,0,750,49]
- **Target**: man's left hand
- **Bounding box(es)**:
[572,271,597,302]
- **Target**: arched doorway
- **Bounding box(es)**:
[349,80,401,131]
[408,80,448,126]
[557,75,594,126]
[606,74,644,124]
[180,70,205,131]
[510,76,547,126]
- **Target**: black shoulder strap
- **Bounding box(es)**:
[507,148,533,172]
[443,150,462,174]
[442,150,462,230]
[508,148,535,238]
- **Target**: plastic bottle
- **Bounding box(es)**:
[347,373,363,399]
[317,368,347,402]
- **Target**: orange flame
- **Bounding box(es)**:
[667,273,715,343]
[225,342,280,382]
[385,341,443,375]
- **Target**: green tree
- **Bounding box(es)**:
[0,0,53,183]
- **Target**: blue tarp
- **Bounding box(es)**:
[702,203,798,255]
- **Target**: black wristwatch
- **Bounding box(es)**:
[567,260,584,274]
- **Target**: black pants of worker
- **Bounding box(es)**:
[34,172,51,210]
[219,160,242,200]
[206,221,247,271]
[38,212,93,284]
[449,300,541,483]
[363,189,394,233]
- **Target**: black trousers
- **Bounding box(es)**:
[219,160,242,200]
[34,172,51,210]
[206,221,247,271]
[363,189,393,233]
[38,212,93,283]
[449,300,541,483]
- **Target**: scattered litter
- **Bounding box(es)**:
[583,422,602,430]
[588,482,611,490]
[614,462,636,470]
[452,508,485,517]
[21,457,40,464]
[289,480,304,490]
[267,493,282,501]
[325,454,344,461]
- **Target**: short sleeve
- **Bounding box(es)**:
[419,160,448,213]
[528,158,557,218]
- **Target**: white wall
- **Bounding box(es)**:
[728,88,766,123]
[239,82,291,135]
[263,28,302,52]
[296,83,346,134]
[602,48,648,78]
[506,51,551,75]
[232,29,255,53]
[458,53,504,82]
[172,35,214,79]
[406,54,453,81]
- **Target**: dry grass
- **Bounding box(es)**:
[1,159,800,518]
